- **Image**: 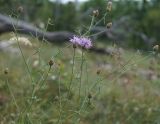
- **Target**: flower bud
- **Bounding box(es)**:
[54,96,59,101]
[4,68,9,75]
[153,45,159,51]
[88,93,92,99]
[96,69,101,75]
[106,22,112,29]
[92,10,99,17]
[17,6,24,13]
[48,60,54,67]
[107,1,112,12]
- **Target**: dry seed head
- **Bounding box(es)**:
[4,68,9,75]
[96,69,101,75]
[106,22,112,29]
[17,6,24,13]
[93,10,99,17]
[107,1,112,12]
[54,96,59,101]
[88,93,92,99]
[48,60,54,67]
[153,45,159,51]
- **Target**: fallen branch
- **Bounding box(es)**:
[0,14,113,55]
[0,14,74,43]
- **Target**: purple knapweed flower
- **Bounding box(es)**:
[70,35,92,49]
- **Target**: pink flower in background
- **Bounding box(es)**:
[70,35,92,49]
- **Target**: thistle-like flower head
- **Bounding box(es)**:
[70,35,92,49]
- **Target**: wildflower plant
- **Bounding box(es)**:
[2,1,159,124]
[67,0,114,100]
[3,1,114,123]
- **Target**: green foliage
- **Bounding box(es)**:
[0,0,160,49]
[140,7,160,39]
[49,2,78,31]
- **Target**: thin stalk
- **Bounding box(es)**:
[11,15,34,123]
[27,66,51,112]
[57,71,62,124]
[20,66,51,122]
[84,16,95,36]
[5,78,20,112]
[68,47,76,96]
[10,15,34,85]
[79,49,84,98]
[93,13,107,28]
[38,66,51,91]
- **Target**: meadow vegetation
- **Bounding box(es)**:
[0,32,160,124]
[0,0,160,124]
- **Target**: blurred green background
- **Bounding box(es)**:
[0,0,160,49]
[0,1,160,124]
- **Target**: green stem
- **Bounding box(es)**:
[30,66,51,109]
[68,47,76,96]
[79,49,84,98]
[94,13,107,27]
[11,15,34,85]
[20,66,51,121]
[84,16,95,36]
[57,70,62,124]
[5,78,20,112]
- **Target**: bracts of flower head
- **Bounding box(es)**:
[107,0,112,12]
[69,35,92,49]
